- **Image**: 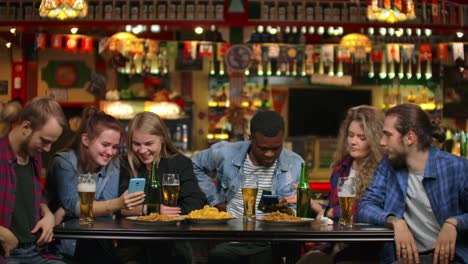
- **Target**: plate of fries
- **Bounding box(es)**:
[182,205,236,224]
[258,211,314,226]
[127,213,184,225]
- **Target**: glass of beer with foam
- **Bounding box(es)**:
[78,173,97,224]
[162,173,180,207]
[241,176,258,222]
[337,177,356,227]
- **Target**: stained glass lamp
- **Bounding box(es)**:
[39,0,88,20]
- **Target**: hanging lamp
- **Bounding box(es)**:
[367,0,416,24]
[39,0,88,20]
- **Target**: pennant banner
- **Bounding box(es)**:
[36,33,46,50]
[402,44,415,63]
[65,35,78,53]
[452,43,465,61]
[387,44,400,63]
[81,36,94,54]
[436,43,449,61]
[419,44,432,61]
[51,34,63,49]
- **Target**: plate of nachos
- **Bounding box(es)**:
[127,213,184,225]
[258,211,314,226]
[183,205,236,224]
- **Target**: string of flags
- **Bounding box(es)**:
[35,32,465,79]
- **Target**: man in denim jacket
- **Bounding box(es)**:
[192,110,304,264]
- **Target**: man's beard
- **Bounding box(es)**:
[388,152,407,170]
[18,135,34,158]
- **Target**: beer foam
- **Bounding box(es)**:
[338,194,355,198]
[78,183,96,192]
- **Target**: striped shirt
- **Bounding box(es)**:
[227,155,276,218]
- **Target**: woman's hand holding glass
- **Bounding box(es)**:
[160,204,182,217]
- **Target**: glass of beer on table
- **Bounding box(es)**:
[241,176,258,222]
[162,173,180,207]
[338,177,356,227]
[78,173,97,224]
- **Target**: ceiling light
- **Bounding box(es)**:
[379,27,387,36]
[395,28,404,37]
[132,25,143,34]
[10,28,16,34]
[317,26,324,35]
[194,26,203,34]
[416,28,421,36]
[456,31,464,38]
[70,27,78,34]
[424,29,432,37]
[150,25,161,33]
[308,26,314,34]
[6,42,11,48]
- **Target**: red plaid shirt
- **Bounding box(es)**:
[0,135,45,262]
[327,156,359,219]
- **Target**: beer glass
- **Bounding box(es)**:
[162,173,180,207]
[338,177,356,227]
[241,176,258,222]
[78,173,96,224]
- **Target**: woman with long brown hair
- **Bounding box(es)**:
[300,105,385,264]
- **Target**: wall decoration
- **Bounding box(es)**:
[41,60,91,88]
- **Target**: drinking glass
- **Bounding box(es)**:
[162,173,180,207]
[241,176,258,222]
[78,173,97,224]
[337,177,356,227]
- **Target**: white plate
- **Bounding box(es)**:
[257,217,314,226]
[126,216,184,225]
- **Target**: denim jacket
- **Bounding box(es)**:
[46,150,120,256]
[192,141,304,206]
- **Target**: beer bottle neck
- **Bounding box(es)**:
[299,164,309,188]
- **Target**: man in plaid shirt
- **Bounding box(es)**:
[0,97,67,263]
[358,104,467,264]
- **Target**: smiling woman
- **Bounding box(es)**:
[45,106,144,262]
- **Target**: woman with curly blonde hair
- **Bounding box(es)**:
[300,105,385,264]
[310,105,384,218]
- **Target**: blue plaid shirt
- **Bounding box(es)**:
[358,147,468,263]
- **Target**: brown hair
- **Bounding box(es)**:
[20,96,67,131]
[385,103,443,150]
[67,106,123,172]
[332,105,385,199]
[126,111,179,177]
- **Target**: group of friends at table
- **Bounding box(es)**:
[0,96,466,264]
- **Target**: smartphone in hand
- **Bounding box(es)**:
[128,178,146,193]
[261,194,280,206]
[258,191,280,211]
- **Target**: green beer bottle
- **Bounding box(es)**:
[145,161,162,214]
[297,163,311,218]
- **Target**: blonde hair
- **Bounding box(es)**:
[126,111,179,177]
[332,105,384,199]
